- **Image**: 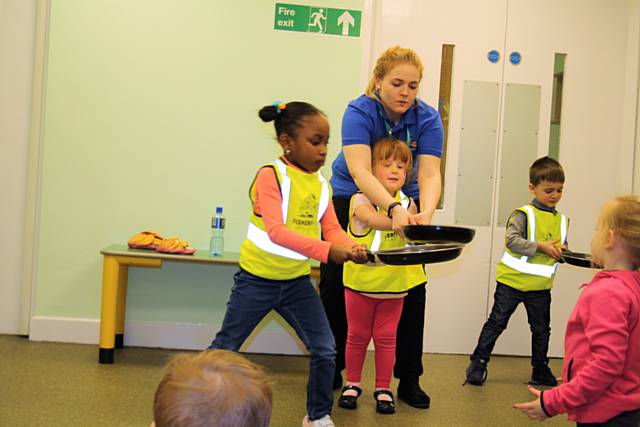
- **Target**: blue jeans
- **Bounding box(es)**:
[208,269,336,420]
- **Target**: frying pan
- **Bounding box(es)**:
[560,251,602,269]
[366,243,465,265]
[402,225,476,244]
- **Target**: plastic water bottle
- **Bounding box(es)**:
[209,206,225,257]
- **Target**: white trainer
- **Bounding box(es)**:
[302,414,335,427]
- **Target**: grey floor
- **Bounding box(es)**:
[0,335,572,426]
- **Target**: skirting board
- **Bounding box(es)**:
[27,316,534,357]
[28,316,309,355]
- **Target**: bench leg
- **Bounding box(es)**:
[99,256,119,363]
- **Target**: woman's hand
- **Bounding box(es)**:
[513,386,548,421]
[391,206,410,237]
[410,210,433,225]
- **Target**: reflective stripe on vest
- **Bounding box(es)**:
[370,192,409,251]
[499,205,568,278]
[246,159,329,260]
[246,223,307,260]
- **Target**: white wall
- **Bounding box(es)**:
[7,0,640,357]
[27,0,367,355]
[0,0,36,334]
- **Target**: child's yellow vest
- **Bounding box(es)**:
[240,159,330,280]
[496,204,568,291]
[343,191,426,294]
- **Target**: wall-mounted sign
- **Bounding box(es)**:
[510,51,522,65]
[274,3,361,37]
[487,50,500,63]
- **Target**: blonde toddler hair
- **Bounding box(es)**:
[153,350,272,427]
[598,195,640,269]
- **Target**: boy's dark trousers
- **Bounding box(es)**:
[471,282,551,367]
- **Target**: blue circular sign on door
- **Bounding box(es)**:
[487,50,500,63]
[510,51,522,65]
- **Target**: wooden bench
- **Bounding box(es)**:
[98,244,320,364]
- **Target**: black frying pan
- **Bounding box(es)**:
[367,243,465,265]
[402,225,476,244]
[560,251,602,269]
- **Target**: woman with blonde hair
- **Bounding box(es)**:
[319,46,444,409]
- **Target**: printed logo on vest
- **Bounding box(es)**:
[383,231,396,240]
[292,194,318,227]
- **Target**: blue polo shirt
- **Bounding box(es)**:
[330,95,444,199]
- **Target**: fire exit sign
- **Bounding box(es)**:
[274,3,361,37]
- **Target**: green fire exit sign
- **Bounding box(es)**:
[274,3,361,37]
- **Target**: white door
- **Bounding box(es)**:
[0,0,36,335]
[370,0,508,354]
[492,0,636,357]
[371,0,637,356]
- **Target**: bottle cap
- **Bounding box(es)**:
[216,206,223,215]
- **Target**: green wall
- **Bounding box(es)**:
[36,0,364,327]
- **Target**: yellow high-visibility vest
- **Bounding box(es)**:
[240,159,330,280]
[496,204,568,291]
[343,191,426,294]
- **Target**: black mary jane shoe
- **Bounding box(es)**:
[373,389,396,414]
[338,384,362,410]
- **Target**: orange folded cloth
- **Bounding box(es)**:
[128,230,164,250]
[155,237,196,255]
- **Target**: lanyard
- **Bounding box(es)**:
[382,118,412,147]
[374,93,413,147]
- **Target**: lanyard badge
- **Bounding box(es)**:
[382,118,414,150]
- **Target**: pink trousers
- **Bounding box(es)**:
[344,289,404,389]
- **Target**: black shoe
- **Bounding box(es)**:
[373,389,396,414]
[337,384,361,410]
[530,365,558,386]
[397,378,430,409]
[464,359,488,386]
[332,371,343,390]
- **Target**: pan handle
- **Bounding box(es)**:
[365,250,384,266]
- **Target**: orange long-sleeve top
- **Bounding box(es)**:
[253,157,355,263]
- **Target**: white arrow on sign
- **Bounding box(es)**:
[337,11,354,36]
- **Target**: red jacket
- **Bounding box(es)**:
[541,270,640,422]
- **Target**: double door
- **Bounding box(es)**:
[371,0,637,355]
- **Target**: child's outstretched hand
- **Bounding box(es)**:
[537,239,562,260]
[329,244,356,264]
[350,244,369,264]
[513,385,548,421]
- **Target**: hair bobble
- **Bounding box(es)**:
[272,101,287,114]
